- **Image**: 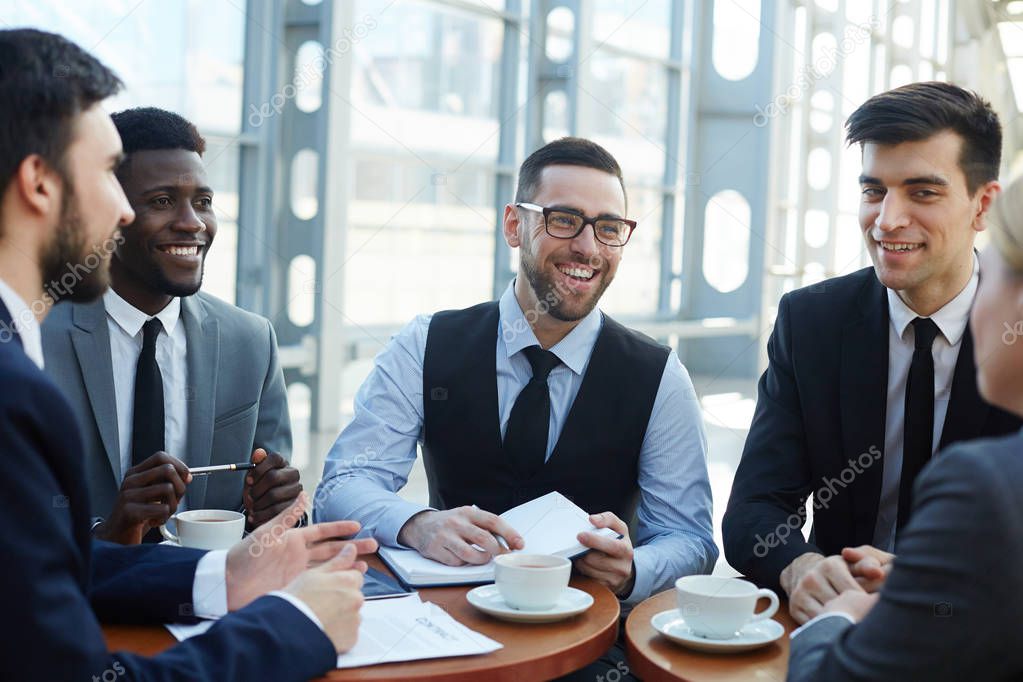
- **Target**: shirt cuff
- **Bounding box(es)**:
[620,545,655,607]
[269,591,325,632]
[191,550,228,619]
[790,611,857,639]
[378,500,435,548]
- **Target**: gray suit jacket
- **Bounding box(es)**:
[787,429,1023,681]
[41,292,291,519]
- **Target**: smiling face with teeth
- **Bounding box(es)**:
[504,164,626,340]
[858,130,1000,315]
[111,148,216,314]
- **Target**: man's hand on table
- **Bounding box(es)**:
[397,506,524,565]
[782,546,895,624]
[243,448,303,530]
[283,544,366,654]
[226,492,377,611]
[94,452,191,545]
[575,511,636,598]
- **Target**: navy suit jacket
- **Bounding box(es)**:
[723,267,1021,591]
[787,429,1023,681]
[0,300,335,680]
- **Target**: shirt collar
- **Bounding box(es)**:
[104,288,182,338]
[887,252,979,346]
[0,278,43,369]
[498,280,602,375]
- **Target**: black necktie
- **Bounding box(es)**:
[897,317,940,532]
[504,346,561,478]
[131,318,165,468]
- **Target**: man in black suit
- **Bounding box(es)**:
[723,81,1021,624]
[0,28,372,680]
[786,175,1023,681]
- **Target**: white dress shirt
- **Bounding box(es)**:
[0,278,43,369]
[104,289,189,486]
[872,255,978,551]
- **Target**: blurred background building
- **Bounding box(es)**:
[5,0,1022,570]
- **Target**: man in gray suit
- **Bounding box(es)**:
[43,107,301,544]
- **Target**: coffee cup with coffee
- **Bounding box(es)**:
[675,575,779,639]
[160,509,245,550]
[493,553,571,611]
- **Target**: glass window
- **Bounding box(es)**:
[581,51,668,183]
[591,0,672,59]
[703,190,751,294]
[712,0,760,81]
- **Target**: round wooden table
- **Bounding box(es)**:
[103,555,620,681]
[624,589,797,682]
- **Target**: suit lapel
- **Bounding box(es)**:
[938,324,990,449]
[840,275,889,545]
[70,301,122,482]
[182,295,218,508]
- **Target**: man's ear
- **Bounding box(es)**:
[973,179,1002,233]
[502,203,521,248]
[14,154,63,219]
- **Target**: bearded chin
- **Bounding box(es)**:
[519,251,608,322]
[40,198,111,305]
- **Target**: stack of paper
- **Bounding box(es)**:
[379,491,620,587]
[166,594,502,668]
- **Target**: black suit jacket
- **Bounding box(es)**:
[0,300,335,681]
[787,429,1023,681]
[723,267,1021,591]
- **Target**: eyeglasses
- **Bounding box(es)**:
[515,202,636,247]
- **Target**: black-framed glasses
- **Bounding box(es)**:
[515,202,636,247]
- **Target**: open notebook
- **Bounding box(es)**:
[379,491,620,588]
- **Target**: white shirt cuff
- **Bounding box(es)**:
[191,550,228,619]
[790,611,857,639]
[269,591,326,632]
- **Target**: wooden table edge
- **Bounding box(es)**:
[103,555,622,682]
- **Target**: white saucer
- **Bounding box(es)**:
[466,585,593,623]
[650,609,785,653]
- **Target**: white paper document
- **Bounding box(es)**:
[379,491,620,587]
[335,594,501,668]
[165,594,502,669]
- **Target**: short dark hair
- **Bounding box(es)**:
[111,107,206,179]
[515,137,627,209]
[845,81,1002,194]
[0,29,122,195]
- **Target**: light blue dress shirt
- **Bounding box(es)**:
[315,283,717,605]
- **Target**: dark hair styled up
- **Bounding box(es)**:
[845,81,1002,194]
[515,137,627,209]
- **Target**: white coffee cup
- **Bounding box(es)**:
[675,575,779,640]
[160,509,245,550]
[493,553,571,611]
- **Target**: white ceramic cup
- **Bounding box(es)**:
[675,575,779,640]
[493,553,571,611]
[160,509,245,550]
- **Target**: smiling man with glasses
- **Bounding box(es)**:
[316,137,716,680]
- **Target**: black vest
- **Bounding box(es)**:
[421,301,670,519]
